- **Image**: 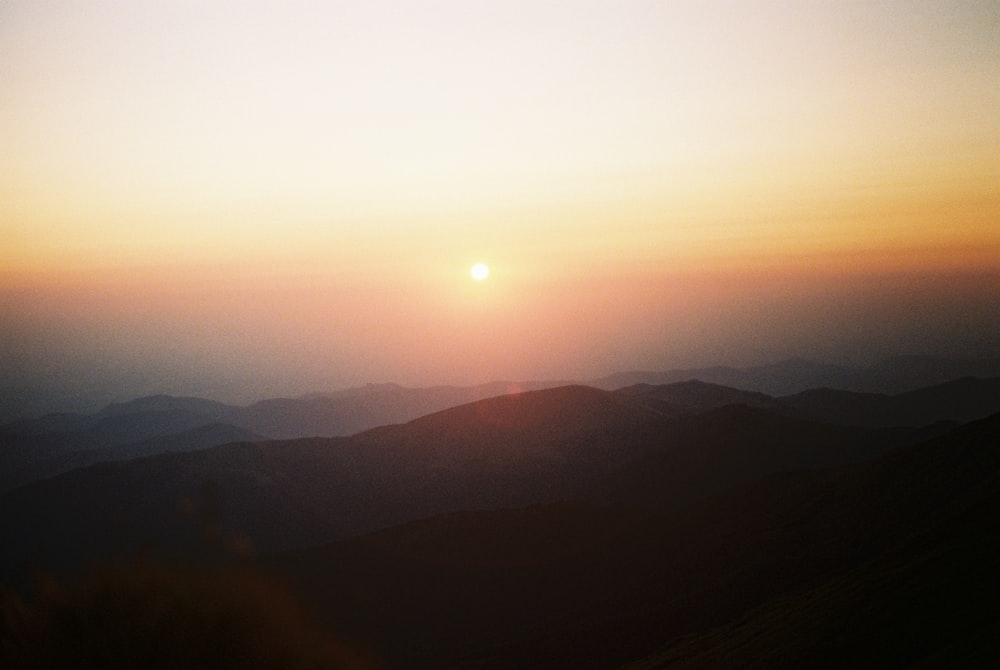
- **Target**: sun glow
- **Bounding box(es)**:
[470,263,490,281]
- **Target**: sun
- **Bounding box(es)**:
[470,263,490,280]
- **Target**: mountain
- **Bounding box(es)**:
[779,376,1000,427]
[95,394,233,418]
[0,381,562,491]
[264,412,1000,669]
[623,410,1000,669]
[227,380,562,439]
[4,373,996,495]
[616,376,1000,428]
[0,383,958,587]
[592,358,855,395]
[0,386,661,578]
[76,422,265,464]
[589,404,945,511]
[617,379,785,415]
[0,422,264,492]
[841,354,1000,394]
[3,381,998,668]
[267,502,670,669]
[0,384,939,583]
[592,365,753,393]
[5,356,997,492]
[593,355,1000,396]
[0,409,246,491]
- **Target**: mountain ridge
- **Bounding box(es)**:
[3,381,982,584]
[2,382,998,668]
[3,374,997,493]
[262,411,1000,668]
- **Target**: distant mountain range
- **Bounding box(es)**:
[2,355,999,667]
[0,381,556,491]
[591,354,1000,395]
[2,375,997,574]
[2,367,997,493]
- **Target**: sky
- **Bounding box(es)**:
[2,0,999,417]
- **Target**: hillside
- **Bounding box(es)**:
[5,366,996,493]
[0,384,940,583]
[0,381,561,491]
[2,379,998,668]
[624,410,1000,669]
[265,412,1000,668]
[0,386,659,578]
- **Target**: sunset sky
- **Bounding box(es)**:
[2,1,998,416]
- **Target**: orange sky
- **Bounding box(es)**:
[1,1,998,415]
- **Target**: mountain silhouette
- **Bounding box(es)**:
[2,380,983,585]
[2,374,999,668]
[0,422,263,492]
[0,409,246,491]
[618,376,1000,428]
[592,355,1000,396]
[263,411,1000,668]
[617,379,786,415]
[5,359,997,492]
[0,381,562,491]
[589,403,947,511]
[0,386,659,577]
[778,376,1000,427]
[622,410,1000,669]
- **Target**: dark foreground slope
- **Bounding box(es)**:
[625,411,1000,669]
[265,412,1000,669]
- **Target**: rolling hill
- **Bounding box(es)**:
[1,381,968,587]
[265,411,1000,668]
[0,386,659,578]
[4,361,996,493]
[1,376,998,668]
[0,381,562,491]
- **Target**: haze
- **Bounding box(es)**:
[2,1,998,418]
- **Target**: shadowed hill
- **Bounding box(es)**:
[268,503,671,669]
[0,381,564,491]
[623,410,1000,669]
[619,376,1000,428]
[1,386,928,583]
[592,355,1000,396]
[3,385,998,667]
[358,384,659,461]
[95,422,266,461]
[3,378,994,579]
[779,376,1000,427]
[0,423,264,493]
[0,410,249,491]
[589,404,946,511]
[5,372,996,493]
[592,358,855,395]
[265,412,1000,669]
[617,380,786,416]
[95,394,233,418]
[0,382,564,491]
[232,381,564,439]
[0,386,659,579]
